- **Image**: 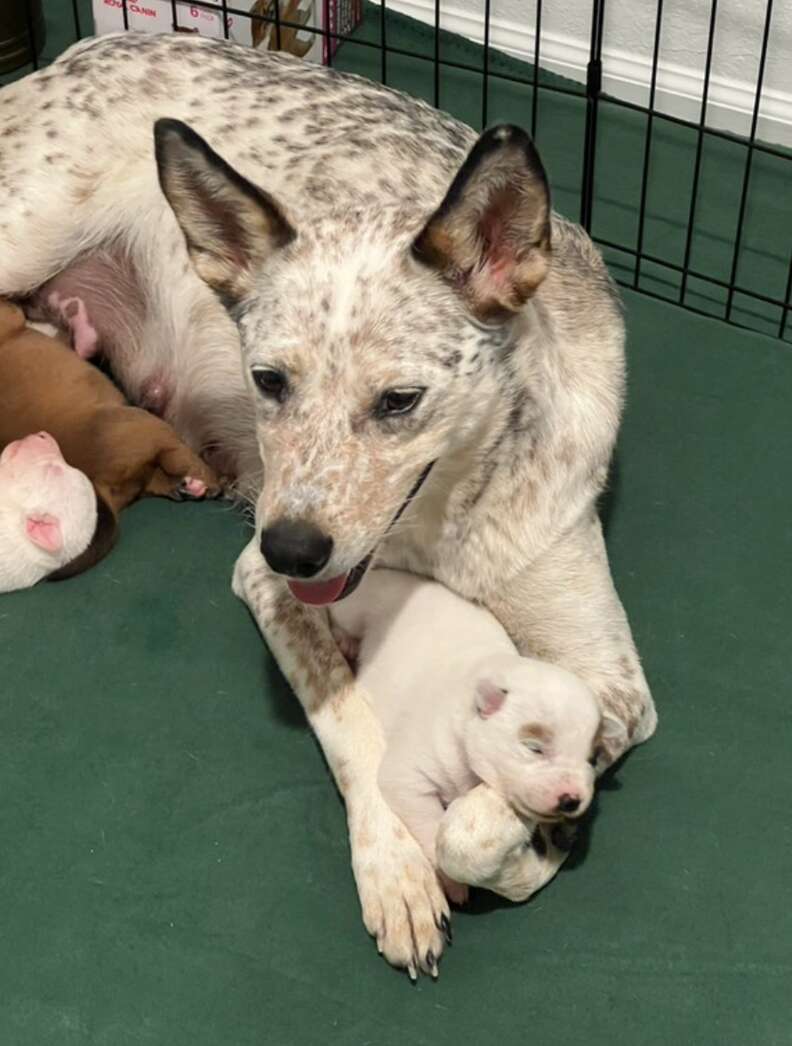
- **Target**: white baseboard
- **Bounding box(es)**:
[383,0,792,148]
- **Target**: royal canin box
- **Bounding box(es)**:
[92,0,362,65]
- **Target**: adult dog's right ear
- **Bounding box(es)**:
[154,118,296,306]
[412,124,551,324]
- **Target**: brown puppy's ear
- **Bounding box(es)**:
[46,492,119,583]
[154,118,296,306]
[412,125,551,323]
[0,299,27,341]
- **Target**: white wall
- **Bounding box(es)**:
[384,0,792,146]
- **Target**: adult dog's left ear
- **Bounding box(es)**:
[412,124,551,323]
[154,118,296,306]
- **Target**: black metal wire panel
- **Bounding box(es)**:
[12,0,792,342]
[677,0,718,308]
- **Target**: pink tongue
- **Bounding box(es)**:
[287,574,349,606]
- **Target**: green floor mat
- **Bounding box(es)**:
[2,292,790,1045]
[2,6,791,1044]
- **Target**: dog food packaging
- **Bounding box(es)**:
[92,0,362,65]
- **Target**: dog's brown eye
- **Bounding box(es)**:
[252,368,288,402]
[377,387,425,417]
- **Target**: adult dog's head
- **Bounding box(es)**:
[155,117,551,605]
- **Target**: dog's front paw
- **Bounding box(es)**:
[231,538,263,600]
[350,799,450,980]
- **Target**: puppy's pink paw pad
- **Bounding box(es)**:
[48,291,99,359]
[182,477,207,498]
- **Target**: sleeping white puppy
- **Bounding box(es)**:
[0,432,98,593]
[329,568,624,902]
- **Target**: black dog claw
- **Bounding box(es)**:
[440,914,452,944]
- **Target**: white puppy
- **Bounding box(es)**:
[0,432,97,593]
[330,568,623,899]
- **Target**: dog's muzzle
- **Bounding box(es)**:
[270,461,435,607]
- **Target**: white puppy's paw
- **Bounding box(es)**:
[25,320,61,338]
[350,798,450,979]
[329,622,361,669]
[438,870,470,907]
[436,784,567,903]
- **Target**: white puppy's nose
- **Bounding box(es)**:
[556,793,582,814]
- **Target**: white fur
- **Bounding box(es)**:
[0,433,96,593]
[330,568,603,881]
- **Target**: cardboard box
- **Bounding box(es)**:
[92,0,361,65]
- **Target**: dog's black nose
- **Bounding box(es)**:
[259,519,333,578]
[557,794,581,814]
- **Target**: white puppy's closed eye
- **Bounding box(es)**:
[518,722,552,757]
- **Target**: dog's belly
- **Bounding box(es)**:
[28,250,258,489]
[32,250,147,368]
[29,250,189,437]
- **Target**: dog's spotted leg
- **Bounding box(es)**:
[479,511,658,893]
[328,620,361,671]
[489,511,657,755]
[232,540,449,978]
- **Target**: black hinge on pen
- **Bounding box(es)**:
[586,58,602,99]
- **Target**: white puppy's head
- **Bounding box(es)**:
[463,654,625,822]
[0,432,98,593]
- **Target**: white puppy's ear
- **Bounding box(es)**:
[25,513,63,554]
[475,679,508,718]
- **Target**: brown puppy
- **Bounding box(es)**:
[0,300,221,570]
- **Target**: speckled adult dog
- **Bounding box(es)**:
[0,32,657,977]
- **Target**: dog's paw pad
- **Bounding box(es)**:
[180,476,207,498]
